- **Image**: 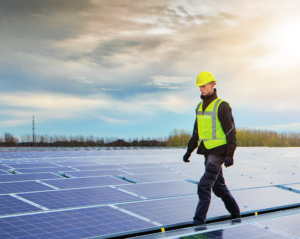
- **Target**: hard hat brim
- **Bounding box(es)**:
[195,81,217,87]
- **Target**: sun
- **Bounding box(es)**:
[257,19,300,68]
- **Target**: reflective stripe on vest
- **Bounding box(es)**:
[196,98,227,149]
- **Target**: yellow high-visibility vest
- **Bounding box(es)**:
[196,98,227,149]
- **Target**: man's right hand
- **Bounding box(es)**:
[183,152,191,163]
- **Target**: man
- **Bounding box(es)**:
[183,71,240,226]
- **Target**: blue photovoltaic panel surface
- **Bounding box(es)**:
[5,163,56,169]
[121,167,177,174]
[56,162,101,167]
[73,165,124,171]
[42,176,130,189]
[232,187,300,211]
[258,212,300,238]
[0,173,63,183]
[118,181,196,199]
[0,165,11,170]
[181,224,288,239]
[64,169,129,178]
[119,196,251,226]
[14,167,76,174]
[122,172,192,183]
[0,206,155,239]
[0,195,41,215]
[0,181,54,194]
[120,163,164,168]
[18,187,140,209]
[0,170,10,175]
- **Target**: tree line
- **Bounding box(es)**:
[1,128,300,147]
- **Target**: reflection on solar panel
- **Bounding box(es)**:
[0,206,155,239]
[56,162,101,167]
[118,196,244,226]
[0,181,54,194]
[0,170,10,175]
[0,173,63,183]
[121,172,192,183]
[251,173,300,185]
[232,187,300,211]
[42,176,131,189]
[120,163,164,168]
[73,165,124,171]
[5,163,56,169]
[258,213,300,238]
[118,181,196,199]
[122,167,177,174]
[18,187,140,209]
[181,224,288,239]
[63,169,129,178]
[0,165,11,170]
[13,167,76,174]
[0,195,41,216]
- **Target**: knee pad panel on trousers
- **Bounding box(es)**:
[198,163,221,196]
[212,185,230,198]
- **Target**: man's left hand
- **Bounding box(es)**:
[224,157,234,168]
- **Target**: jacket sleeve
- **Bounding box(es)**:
[187,118,199,153]
[218,102,236,158]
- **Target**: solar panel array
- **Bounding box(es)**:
[1,147,300,238]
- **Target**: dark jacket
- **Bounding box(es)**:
[187,89,236,158]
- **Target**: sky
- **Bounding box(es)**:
[1,0,300,140]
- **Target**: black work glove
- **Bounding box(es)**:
[224,157,234,168]
[183,152,191,163]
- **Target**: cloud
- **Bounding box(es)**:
[0,90,197,127]
[143,75,193,89]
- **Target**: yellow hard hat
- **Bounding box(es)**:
[196,71,217,87]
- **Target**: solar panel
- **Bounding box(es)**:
[0,195,42,216]
[0,181,54,194]
[55,162,101,167]
[0,173,63,183]
[232,187,300,211]
[118,195,250,226]
[13,167,76,174]
[5,163,56,169]
[121,167,177,174]
[120,163,164,168]
[42,176,131,189]
[257,213,300,238]
[73,165,124,171]
[121,172,193,183]
[118,181,196,199]
[0,206,155,239]
[251,173,300,185]
[182,223,288,239]
[63,169,129,178]
[18,187,140,209]
[0,165,11,170]
[0,170,10,175]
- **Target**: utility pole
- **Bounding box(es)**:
[32,116,35,146]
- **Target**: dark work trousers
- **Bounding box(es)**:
[193,154,240,225]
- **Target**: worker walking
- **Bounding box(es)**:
[183,71,240,225]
